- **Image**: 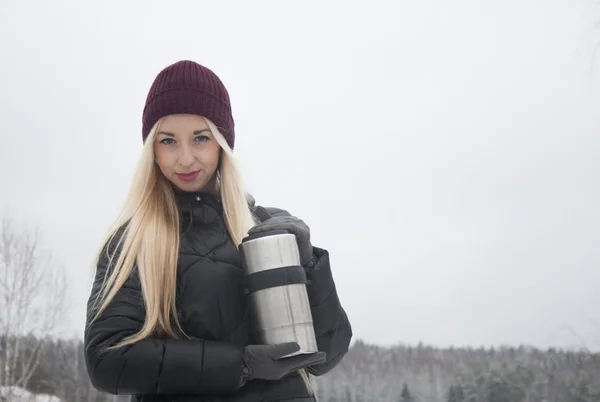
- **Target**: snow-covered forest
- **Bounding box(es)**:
[1,335,599,402]
[311,341,600,401]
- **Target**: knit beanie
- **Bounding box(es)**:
[142,60,235,149]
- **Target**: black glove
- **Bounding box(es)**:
[240,342,326,385]
[249,207,314,266]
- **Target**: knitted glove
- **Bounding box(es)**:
[240,342,326,385]
[249,207,314,266]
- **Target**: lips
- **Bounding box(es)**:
[176,171,200,182]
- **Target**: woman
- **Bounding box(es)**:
[83,60,352,402]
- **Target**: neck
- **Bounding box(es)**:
[202,174,220,195]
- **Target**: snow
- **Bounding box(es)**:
[0,386,63,402]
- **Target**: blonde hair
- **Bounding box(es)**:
[88,116,312,392]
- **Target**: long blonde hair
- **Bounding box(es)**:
[89,117,255,342]
[88,116,312,390]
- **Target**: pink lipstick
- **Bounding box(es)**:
[176,171,199,182]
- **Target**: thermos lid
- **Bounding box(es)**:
[241,229,292,244]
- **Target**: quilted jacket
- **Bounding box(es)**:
[83,191,352,402]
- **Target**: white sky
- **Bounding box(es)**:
[1,0,600,351]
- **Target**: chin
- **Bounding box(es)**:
[174,180,207,193]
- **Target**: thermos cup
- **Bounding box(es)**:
[240,230,318,357]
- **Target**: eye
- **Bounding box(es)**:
[160,138,175,145]
[194,135,210,143]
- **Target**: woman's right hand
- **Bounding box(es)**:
[240,342,326,385]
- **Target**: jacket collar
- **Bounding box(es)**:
[171,186,223,228]
[171,185,257,225]
[174,189,222,211]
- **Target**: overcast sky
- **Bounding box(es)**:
[1,0,600,352]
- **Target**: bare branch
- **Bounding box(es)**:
[0,215,68,392]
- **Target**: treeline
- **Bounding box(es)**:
[2,336,600,402]
[311,340,600,402]
[0,335,127,402]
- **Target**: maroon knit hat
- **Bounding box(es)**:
[142,60,235,149]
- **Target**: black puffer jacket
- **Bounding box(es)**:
[83,192,352,402]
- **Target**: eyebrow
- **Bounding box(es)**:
[157,129,211,137]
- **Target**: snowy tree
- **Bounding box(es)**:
[0,217,67,400]
[447,384,465,402]
[399,382,413,402]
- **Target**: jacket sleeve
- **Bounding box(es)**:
[304,246,353,376]
[83,231,244,396]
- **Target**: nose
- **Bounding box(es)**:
[178,143,195,167]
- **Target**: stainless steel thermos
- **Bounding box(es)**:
[240,230,318,357]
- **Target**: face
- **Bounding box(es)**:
[154,114,221,193]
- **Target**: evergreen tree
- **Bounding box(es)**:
[447,385,456,402]
[455,384,465,401]
[485,371,524,402]
[447,384,465,402]
[400,382,413,402]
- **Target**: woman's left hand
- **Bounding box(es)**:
[248,207,314,266]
